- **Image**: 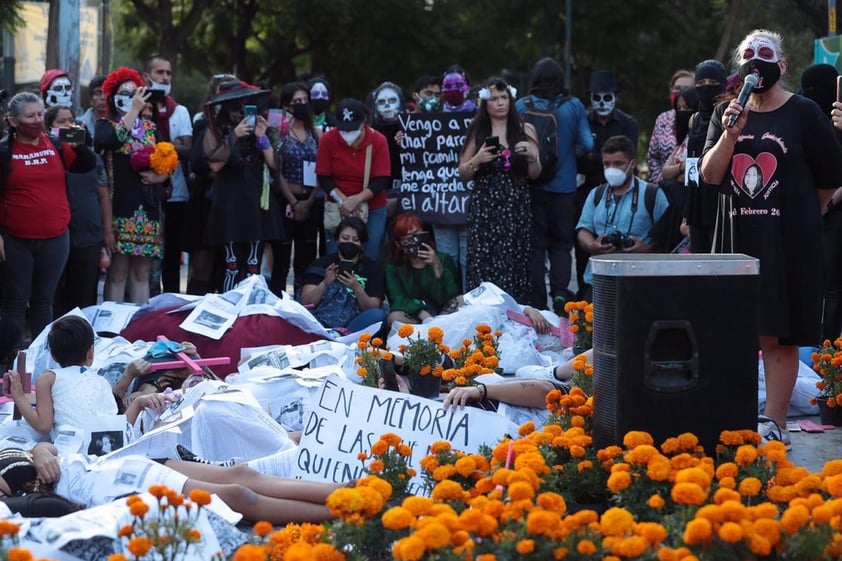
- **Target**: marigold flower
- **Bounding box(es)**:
[717,521,743,543]
[671,482,708,505]
[397,324,414,338]
[186,528,202,541]
[637,521,668,545]
[188,489,212,506]
[118,524,134,538]
[6,550,33,561]
[129,500,149,517]
[127,536,152,557]
[648,494,665,509]
[516,539,535,554]
[252,520,273,537]
[393,536,426,561]
[735,444,758,466]
[623,431,654,449]
[107,555,129,561]
[738,477,762,497]
[682,518,712,545]
[600,507,636,537]
[780,504,810,534]
[577,539,597,555]
[607,470,632,493]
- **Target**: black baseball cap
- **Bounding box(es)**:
[335,98,367,131]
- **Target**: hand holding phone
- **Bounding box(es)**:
[338,259,355,275]
[484,136,500,152]
[245,104,257,127]
[59,127,87,144]
[147,89,166,105]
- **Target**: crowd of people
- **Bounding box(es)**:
[1,28,842,522]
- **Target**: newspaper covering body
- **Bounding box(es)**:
[171,275,335,339]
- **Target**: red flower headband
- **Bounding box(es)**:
[102,67,144,99]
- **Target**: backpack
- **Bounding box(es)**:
[522,95,570,184]
[593,180,659,224]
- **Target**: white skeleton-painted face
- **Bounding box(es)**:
[738,35,780,64]
[374,87,400,120]
[591,92,615,116]
[46,76,73,108]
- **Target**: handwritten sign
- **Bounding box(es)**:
[290,374,518,494]
[397,112,474,225]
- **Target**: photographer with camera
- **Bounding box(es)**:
[575,135,668,301]
[385,212,460,326]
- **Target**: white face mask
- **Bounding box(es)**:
[375,87,400,120]
[114,94,133,113]
[148,79,171,96]
[46,77,73,108]
[604,163,632,188]
[340,129,362,146]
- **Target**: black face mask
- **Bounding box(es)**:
[338,242,361,260]
[311,99,329,115]
[695,84,723,112]
[675,109,694,142]
[291,103,310,120]
[739,59,781,93]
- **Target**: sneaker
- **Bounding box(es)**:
[176,444,238,467]
[757,416,792,451]
[515,365,571,392]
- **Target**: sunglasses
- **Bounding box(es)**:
[591,93,614,103]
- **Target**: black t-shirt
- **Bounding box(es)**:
[702,95,842,344]
[302,254,385,299]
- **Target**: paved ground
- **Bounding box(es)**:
[788,416,842,473]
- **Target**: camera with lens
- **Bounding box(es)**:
[603,230,634,251]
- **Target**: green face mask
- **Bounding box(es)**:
[419,97,439,112]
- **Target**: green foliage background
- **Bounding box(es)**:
[5,0,835,151]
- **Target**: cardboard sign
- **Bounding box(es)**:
[290,374,518,494]
[397,112,474,225]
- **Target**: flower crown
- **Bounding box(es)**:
[102,67,144,99]
[478,81,518,101]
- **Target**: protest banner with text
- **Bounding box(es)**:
[290,374,518,494]
[397,112,474,225]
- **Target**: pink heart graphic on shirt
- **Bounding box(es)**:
[731,152,777,198]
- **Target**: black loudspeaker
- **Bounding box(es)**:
[591,254,759,453]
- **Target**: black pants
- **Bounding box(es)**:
[55,243,102,317]
[162,201,188,293]
[823,205,842,340]
[270,196,319,297]
[529,190,576,309]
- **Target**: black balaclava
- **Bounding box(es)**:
[694,59,727,113]
[800,63,839,116]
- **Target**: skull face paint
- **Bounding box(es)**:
[591,92,615,117]
[374,86,401,120]
[46,76,73,108]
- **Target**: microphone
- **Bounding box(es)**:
[727,72,760,128]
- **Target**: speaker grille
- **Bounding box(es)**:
[592,274,617,449]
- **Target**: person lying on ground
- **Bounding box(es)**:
[0,441,341,524]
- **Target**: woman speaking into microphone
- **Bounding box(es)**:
[700,29,842,449]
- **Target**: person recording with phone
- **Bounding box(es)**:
[458,77,541,305]
[575,135,668,303]
[0,92,96,349]
[300,216,386,333]
[95,67,166,305]
[199,80,283,292]
[385,212,460,326]
[700,29,842,449]
[45,105,112,315]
